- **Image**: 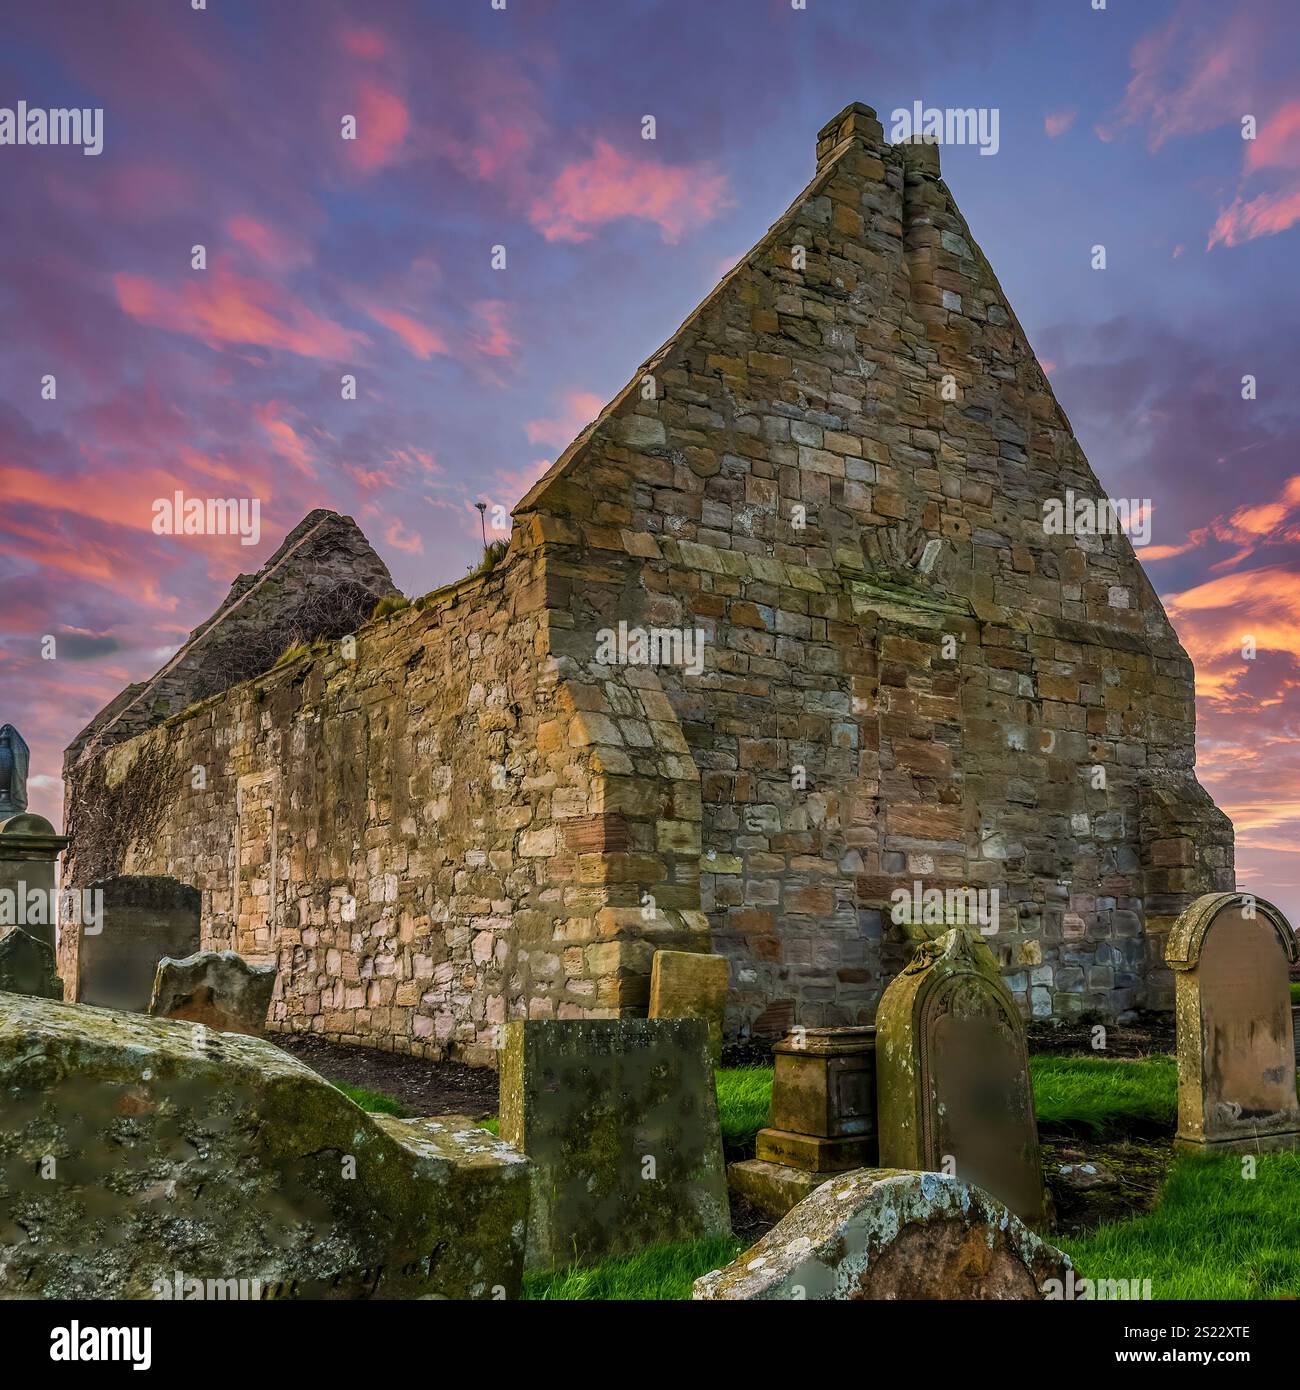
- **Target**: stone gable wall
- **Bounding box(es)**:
[511,105,1233,1032]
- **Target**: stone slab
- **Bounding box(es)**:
[648,949,729,1063]
[728,1159,835,1220]
[694,1168,1072,1300]
[0,991,531,1299]
[499,1017,730,1269]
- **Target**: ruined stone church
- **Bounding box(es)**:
[63,104,1233,1063]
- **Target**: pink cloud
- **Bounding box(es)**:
[360,300,449,359]
[1246,98,1300,171]
[226,215,312,270]
[384,519,424,553]
[469,299,517,359]
[343,81,411,174]
[255,402,318,477]
[529,141,731,244]
[525,390,604,448]
[339,24,392,62]
[1044,109,1077,138]
[115,266,365,360]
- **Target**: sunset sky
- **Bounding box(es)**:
[2,0,1298,915]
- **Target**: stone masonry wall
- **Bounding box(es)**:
[63,546,706,1062]
[511,104,1233,1034]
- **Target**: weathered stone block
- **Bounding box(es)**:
[149,949,276,1036]
[648,948,729,1062]
[694,1168,1071,1300]
[499,1018,729,1268]
[0,992,531,1298]
[727,1158,832,1219]
[1167,892,1299,1152]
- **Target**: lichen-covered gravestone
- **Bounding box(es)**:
[149,949,276,1036]
[1166,892,1300,1152]
[648,948,730,1063]
[0,928,64,999]
[876,926,1047,1228]
[499,1018,730,1268]
[694,1168,1071,1300]
[76,874,201,1012]
[0,992,531,1298]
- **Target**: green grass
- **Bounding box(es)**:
[479,1116,500,1135]
[715,1066,773,1154]
[1030,1054,1177,1137]
[524,1234,743,1300]
[333,1083,408,1117]
[1063,1150,1300,1299]
[1290,981,1300,1005]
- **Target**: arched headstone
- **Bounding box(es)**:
[876,926,1047,1228]
[76,876,201,1012]
[1166,892,1300,1152]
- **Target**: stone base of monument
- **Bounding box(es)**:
[695,1168,1072,1300]
[755,1125,873,1170]
[0,992,532,1299]
[728,1158,837,1218]
[1173,1131,1300,1156]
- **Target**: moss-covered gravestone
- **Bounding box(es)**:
[876,926,1047,1228]
[0,928,63,999]
[500,1018,730,1269]
[0,992,531,1298]
[1166,892,1300,1153]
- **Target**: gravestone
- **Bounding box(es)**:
[0,812,69,953]
[0,991,531,1299]
[0,927,64,999]
[499,1018,730,1269]
[76,875,201,1012]
[694,1168,1071,1301]
[648,948,730,1063]
[149,949,276,1036]
[876,926,1047,1228]
[1166,891,1300,1152]
[731,1024,878,1218]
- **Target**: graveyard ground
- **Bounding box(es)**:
[288,1034,1300,1301]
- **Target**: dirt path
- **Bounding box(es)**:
[277,1033,499,1117]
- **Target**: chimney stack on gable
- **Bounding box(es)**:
[815,102,885,172]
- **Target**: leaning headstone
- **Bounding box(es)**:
[694,1168,1071,1300]
[1166,891,1300,1152]
[648,948,730,1063]
[731,1025,878,1218]
[0,927,64,999]
[0,992,531,1299]
[76,875,201,1012]
[149,949,275,1036]
[876,926,1047,1228]
[500,1018,730,1268]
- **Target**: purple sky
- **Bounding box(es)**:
[2,0,1300,915]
